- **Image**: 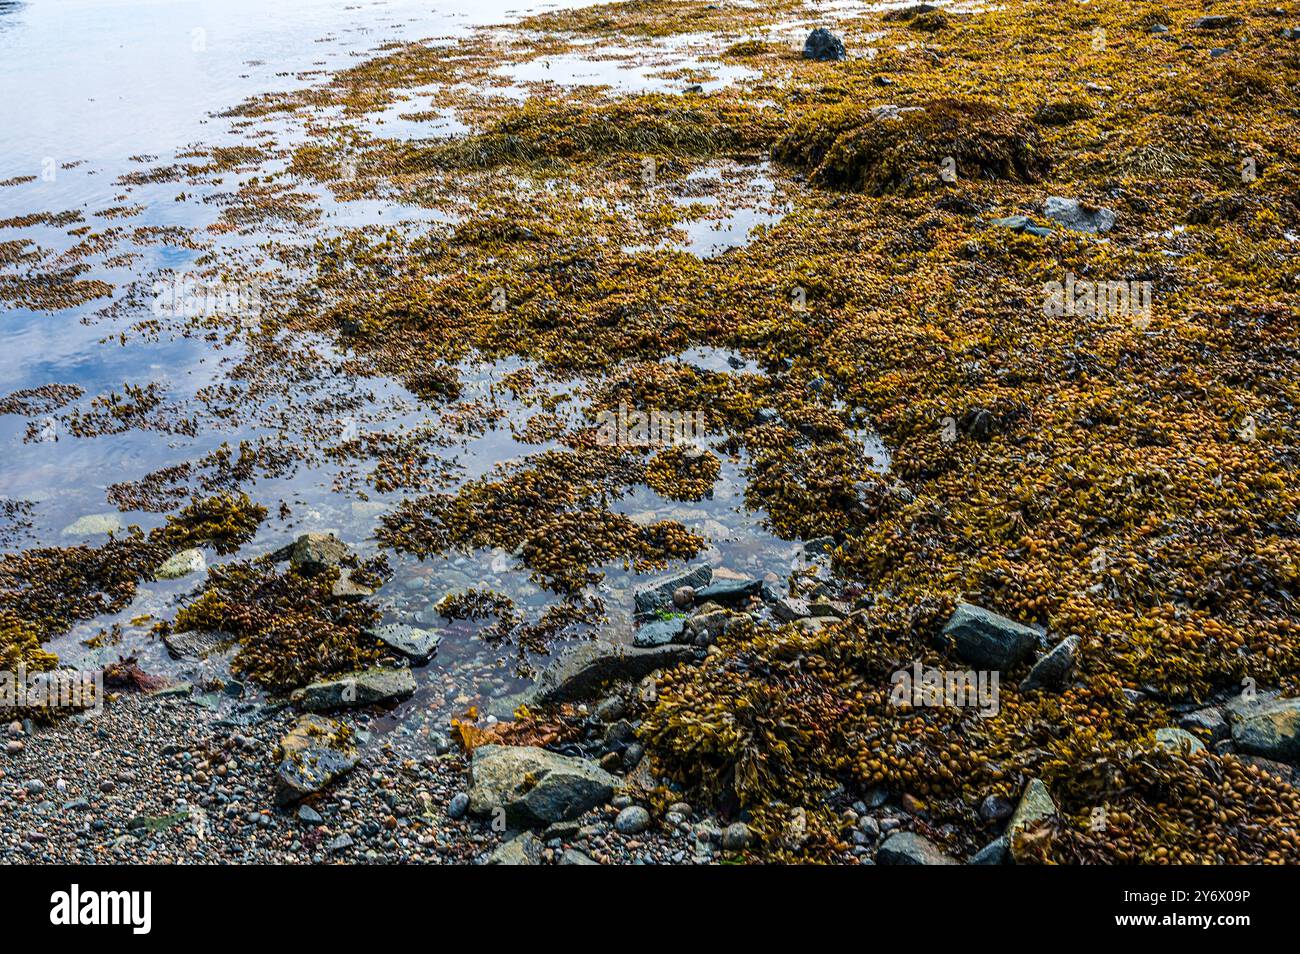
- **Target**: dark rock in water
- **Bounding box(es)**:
[803,27,846,61]
[468,744,617,827]
[275,714,359,806]
[1178,706,1228,742]
[289,667,417,711]
[1020,635,1079,691]
[500,641,694,713]
[486,831,543,865]
[695,577,766,603]
[1043,196,1115,233]
[1191,15,1241,29]
[1230,696,1300,761]
[877,831,958,865]
[633,564,712,616]
[940,603,1041,671]
[369,623,441,663]
[633,615,687,648]
[969,835,1009,865]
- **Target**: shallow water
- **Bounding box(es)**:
[0,0,883,731]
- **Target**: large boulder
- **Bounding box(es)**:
[275,715,359,806]
[877,831,959,865]
[468,745,617,827]
[1230,697,1300,762]
[941,603,1041,671]
[290,667,416,711]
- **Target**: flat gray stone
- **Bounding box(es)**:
[633,616,686,648]
[162,628,231,661]
[941,603,1041,671]
[633,564,712,616]
[468,744,617,827]
[877,831,958,865]
[529,641,694,708]
[61,512,124,536]
[1178,707,1228,742]
[1043,196,1115,234]
[695,577,765,603]
[290,667,417,711]
[370,623,441,663]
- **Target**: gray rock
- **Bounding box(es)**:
[1043,196,1116,234]
[560,848,599,865]
[1178,707,1228,742]
[1154,726,1205,755]
[485,831,543,865]
[941,603,1041,671]
[695,577,765,603]
[61,512,124,536]
[672,586,696,610]
[290,667,417,711]
[331,567,375,600]
[877,831,959,865]
[803,27,846,61]
[1008,778,1056,862]
[1191,15,1240,29]
[633,616,686,648]
[282,532,348,575]
[772,596,812,622]
[979,794,1014,823]
[518,641,694,710]
[1019,635,1079,691]
[721,822,751,851]
[969,835,1009,865]
[990,215,1052,237]
[633,564,712,616]
[615,805,652,834]
[1230,696,1300,762]
[161,628,231,661]
[297,805,324,825]
[275,715,359,806]
[369,623,441,664]
[468,745,617,827]
[448,792,470,819]
[154,548,206,581]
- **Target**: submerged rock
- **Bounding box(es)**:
[275,714,359,806]
[154,547,206,581]
[468,744,617,827]
[61,512,124,536]
[290,667,417,711]
[369,623,441,663]
[1043,196,1116,233]
[803,27,846,61]
[877,831,959,864]
[940,602,1041,671]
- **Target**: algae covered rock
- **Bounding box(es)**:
[275,714,359,806]
[468,744,617,827]
[941,603,1041,671]
[289,666,416,711]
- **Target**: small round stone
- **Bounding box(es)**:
[672,586,696,609]
[615,805,651,835]
[722,821,750,851]
[448,792,470,820]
